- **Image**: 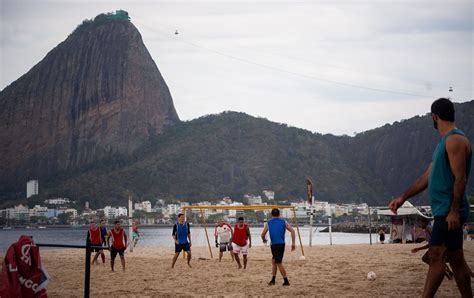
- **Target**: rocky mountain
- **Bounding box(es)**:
[1,12,472,208]
[0,12,179,194]
[16,101,473,208]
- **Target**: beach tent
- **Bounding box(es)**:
[378,201,432,243]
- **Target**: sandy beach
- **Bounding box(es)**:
[2,241,474,297]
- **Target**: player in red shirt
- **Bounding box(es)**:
[233,216,252,269]
[88,221,103,265]
[106,220,128,271]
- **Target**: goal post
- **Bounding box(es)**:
[181,205,305,258]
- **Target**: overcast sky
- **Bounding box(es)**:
[1,0,472,135]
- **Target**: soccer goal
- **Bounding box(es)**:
[181,205,305,259]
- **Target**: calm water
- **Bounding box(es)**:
[0,226,379,252]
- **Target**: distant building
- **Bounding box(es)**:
[244,194,263,205]
[26,180,39,198]
[262,190,275,200]
[167,204,180,215]
[44,198,71,205]
[103,206,127,218]
[29,205,48,218]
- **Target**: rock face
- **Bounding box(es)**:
[0,13,179,191]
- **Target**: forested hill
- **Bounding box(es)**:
[30,100,473,208]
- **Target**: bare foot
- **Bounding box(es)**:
[238,265,242,269]
[187,263,192,268]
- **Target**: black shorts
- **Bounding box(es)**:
[219,242,233,252]
[271,244,285,264]
[175,243,191,253]
[110,247,125,260]
[91,243,102,252]
[380,235,385,242]
[430,216,466,251]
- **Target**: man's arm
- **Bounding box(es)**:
[388,164,432,214]
[187,223,192,246]
[106,231,111,249]
[172,224,178,243]
[247,226,252,248]
[261,223,268,244]
[124,232,128,249]
[446,135,470,230]
[286,222,296,251]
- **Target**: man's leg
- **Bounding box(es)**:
[219,251,223,262]
[422,246,447,298]
[171,252,180,268]
[447,250,472,298]
[186,251,192,268]
[235,253,242,269]
[268,259,277,285]
[277,263,287,278]
[92,251,100,264]
[120,255,126,271]
[243,255,248,269]
[100,250,105,264]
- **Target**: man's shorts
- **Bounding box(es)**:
[219,242,233,252]
[233,243,249,255]
[430,216,466,251]
[110,247,125,260]
[91,243,102,252]
[175,242,191,253]
[270,244,285,264]
[132,232,140,240]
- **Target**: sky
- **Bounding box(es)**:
[1,0,472,135]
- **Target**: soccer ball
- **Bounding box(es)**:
[367,271,377,281]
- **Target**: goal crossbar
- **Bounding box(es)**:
[181,205,305,258]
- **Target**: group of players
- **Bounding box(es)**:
[88,209,297,286]
[87,219,140,272]
[171,209,296,286]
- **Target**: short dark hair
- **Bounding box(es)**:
[271,208,280,217]
[238,216,244,221]
[177,213,184,218]
[114,220,120,224]
[431,98,454,122]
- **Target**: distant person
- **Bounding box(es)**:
[233,216,252,269]
[388,98,472,297]
[214,219,234,262]
[463,223,469,241]
[87,221,103,265]
[261,208,296,286]
[171,213,192,268]
[106,220,128,271]
[378,228,386,244]
[99,219,107,264]
[411,218,453,280]
[132,220,140,248]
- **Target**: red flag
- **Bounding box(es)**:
[0,235,49,298]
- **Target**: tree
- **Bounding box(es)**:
[57,212,71,225]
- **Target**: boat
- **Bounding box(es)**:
[2,226,13,230]
[38,226,47,229]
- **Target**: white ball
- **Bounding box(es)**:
[299,256,306,260]
[367,271,377,281]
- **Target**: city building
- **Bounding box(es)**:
[44,198,71,205]
[262,190,275,200]
[26,180,39,198]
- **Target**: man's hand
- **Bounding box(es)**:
[411,247,419,253]
[249,242,252,249]
[189,241,192,248]
[446,210,460,231]
[291,243,296,251]
[215,240,219,248]
[388,196,405,214]
[175,239,179,245]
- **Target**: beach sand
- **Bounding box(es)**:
[2,241,474,297]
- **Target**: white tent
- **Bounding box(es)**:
[378,201,431,219]
[378,201,432,243]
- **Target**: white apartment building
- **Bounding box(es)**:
[29,205,49,218]
[26,180,39,198]
[262,190,275,200]
[44,198,71,205]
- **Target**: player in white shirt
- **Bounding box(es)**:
[214,218,234,262]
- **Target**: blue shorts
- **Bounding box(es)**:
[175,242,191,253]
[430,216,466,251]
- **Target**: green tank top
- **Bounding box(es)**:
[428,129,471,218]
